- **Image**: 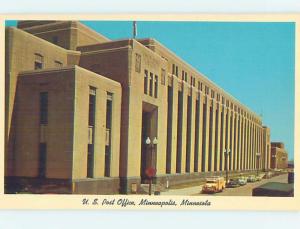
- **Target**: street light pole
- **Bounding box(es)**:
[256,152,261,176]
[224,149,231,185]
[145,137,158,195]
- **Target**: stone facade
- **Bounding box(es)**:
[270,142,288,169]
[5,21,273,194]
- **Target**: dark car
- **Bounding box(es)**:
[226,179,240,188]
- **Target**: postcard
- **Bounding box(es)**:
[0,14,299,210]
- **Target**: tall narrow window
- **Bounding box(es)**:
[40,92,48,125]
[185,95,192,172]
[194,98,200,172]
[214,108,219,171]
[208,105,213,171]
[149,73,153,96]
[175,66,178,77]
[144,70,148,94]
[172,64,175,75]
[105,93,113,177]
[34,53,43,70]
[154,75,158,98]
[229,113,233,170]
[87,87,96,178]
[176,91,183,173]
[201,102,207,172]
[219,111,224,171]
[166,86,173,174]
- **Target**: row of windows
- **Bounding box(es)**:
[87,87,113,178]
[144,70,158,98]
[38,88,113,178]
[34,53,63,70]
[135,53,166,88]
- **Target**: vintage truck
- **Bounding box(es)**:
[202,176,226,193]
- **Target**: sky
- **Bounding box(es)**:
[5,20,295,160]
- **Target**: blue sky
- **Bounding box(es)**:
[6,20,295,160]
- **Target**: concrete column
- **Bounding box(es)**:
[180,83,188,173]
[241,115,246,171]
[204,96,210,172]
[254,123,257,170]
[249,121,253,170]
[247,119,251,170]
[244,118,248,170]
[236,113,242,170]
[239,113,244,170]
[188,88,197,172]
[233,112,238,170]
[170,78,179,174]
[208,99,216,172]
[214,102,221,171]
[219,105,226,171]
[197,92,204,172]
[224,106,231,172]
[229,110,235,170]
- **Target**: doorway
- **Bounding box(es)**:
[140,102,158,183]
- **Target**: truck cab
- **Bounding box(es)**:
[202,176,226,193]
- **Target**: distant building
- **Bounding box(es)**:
[270,142,288,169]
[5,21,272,194]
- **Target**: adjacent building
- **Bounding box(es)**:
[5,21,272,194]
[270,142,288,169]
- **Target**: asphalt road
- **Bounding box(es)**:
[197,173,288,196]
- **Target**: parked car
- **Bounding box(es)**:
[238,177,247,186]
[255,176,262,181]
[202,176,226,193]
[247,175,257,182]
[226,178,240,188]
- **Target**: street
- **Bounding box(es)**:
[160,173,289,196]
[197,173,288,196]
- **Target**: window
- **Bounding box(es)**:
[172,64,175,75]
[149,73,154,96]
[182,70,185,80]
[154,75,158,98]
[88,88,96,127]
[105,92,113,177]
[161,68,166,85]
[135,53,141,73]
[144,70,148,94]
[175,66,178,77]
[34,53,44,70]
[184,72,187,82]
[40,92,48,125]
[87,87,96,178]
[54,60,63,68]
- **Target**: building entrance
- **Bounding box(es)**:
[140,102,158,183]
